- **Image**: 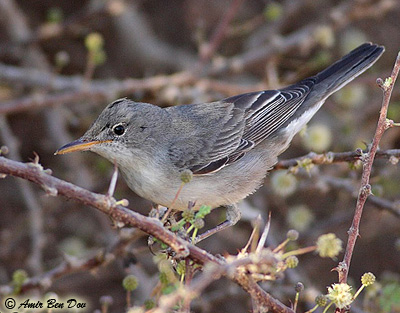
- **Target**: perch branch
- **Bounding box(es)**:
[273,149,400,170]
[338,51,400,284]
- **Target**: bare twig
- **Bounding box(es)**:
[273,149,400,170]
[338,51,400,284]
[110,2,196,71]
[0,116,44,274]
[321,175,400,218]
[198,0,245,65]
[212,0,396,75]
[0,67,196,115]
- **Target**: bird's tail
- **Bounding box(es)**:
[310,43,384,98]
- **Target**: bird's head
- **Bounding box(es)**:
[55,99,166,161]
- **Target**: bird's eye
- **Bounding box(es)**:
[112,123,125,136]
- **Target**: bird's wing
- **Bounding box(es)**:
[167,80,314,175]
[240,79,315,143]
[167,100,247,174]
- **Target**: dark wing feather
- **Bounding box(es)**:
[243,79,315,144]
[218,80,314,165]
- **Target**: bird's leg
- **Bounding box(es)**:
[196,204,241,243]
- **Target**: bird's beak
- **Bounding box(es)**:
[54,138,112,155]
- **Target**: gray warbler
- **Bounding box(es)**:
[56,43,384,239]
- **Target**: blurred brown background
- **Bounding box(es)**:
[0,0,400,312]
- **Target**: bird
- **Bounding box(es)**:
[56,43,384,239]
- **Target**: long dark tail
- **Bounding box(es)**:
[310,43,384,98]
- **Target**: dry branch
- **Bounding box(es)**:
[273,149,400,170]
[338,52,400,284]
[321,175,400,218]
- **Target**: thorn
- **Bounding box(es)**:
[107,160,119,197]
[256,211,271,253]
[32,151,40,164]
[242,215,262,253]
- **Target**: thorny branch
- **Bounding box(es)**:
[273,149,400,170]
[321,175,400,218]
[0,156,294,313]
[198,0,245,65]
[338,52,400,285]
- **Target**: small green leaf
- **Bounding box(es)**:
[196,205,212,218]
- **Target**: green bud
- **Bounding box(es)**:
[180,169,193,184]
[287,229,299,241]
[315,294,328,307]
[264,2,282,21]
[182,209,195,222]
[85,33,104,52]
[361,272,376,286]
[193,217,205,229]
[12,269,28,286]
[286,256,299,268]
[122,275,139,291]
